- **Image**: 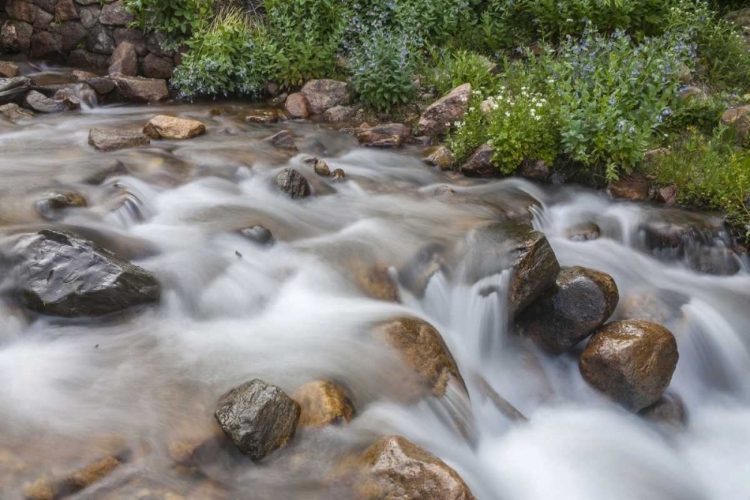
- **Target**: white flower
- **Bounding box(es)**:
[505,112,511,117]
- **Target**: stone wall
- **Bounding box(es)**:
[0,0,176,78]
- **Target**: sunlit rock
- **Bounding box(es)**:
[143,115,206,140]
[301,79,353,115]
[580,320,679,411]
[293,380,354,428]
[423,145,454,170]
[214,379,300,461]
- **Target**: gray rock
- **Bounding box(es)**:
[300,79,353,115]
[146,31,174,57]
[418,83,471,136]
[86,24,115,54]
[50,20,87,51]
[356,123,410,148]
[323,105,357,122]
[0,76,32,104]
[142,53,173,79]
[460,144,499,178]
[88,127,151,152]
[87,76,116,94]
[113,27,147,55]
[1,20,34,52]
[0,103,34,122]
[275,168,311,199]
[30,31,61,57]
[214,379,300,460]
[516,266,619,354]
[68,49,111,70]
[78,5,101,29]
[266,129,297,151]
[239,226,274,246]
[111,73,169,102]
[12,230,161,317]
[23,90,65,113]
[108,41,138,76]
[99,0,134,25]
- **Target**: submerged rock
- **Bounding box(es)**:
[214,379,300,460]
[293,380,354,428]
[0,102,33,122]
[354,435,476,500]
[143,115,206,140]
[580,320,679,411]
[12,230,160,317]
[245,108,279,124]
[418,83,471,136]
[275,168,311,199]
[356,123,410,147]
[88,127,151,152]
[466,221,560,317]
[398,243,447,297]
[607,172,649,201]
[378,317,464,398]
[639,392,687,428]
[35,190,87,219]
[239,225,274,246]
[314,159,331,177]
[24,455,122,500]
[267,129,297,151]
[565,221,600,241]
[300,79,353,115]
[423,145,454,170]
[517,266,619,354]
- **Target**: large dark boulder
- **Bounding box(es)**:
[214,379,300,460]
[580,320,679,411]
[275,168,311,199]
[517,266,619,354]
[353,435,476,500]
[11,230,160,317]
[465,221,560,317]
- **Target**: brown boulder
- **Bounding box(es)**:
[720,105,750,142]
[30,31,61,58]
[352,262,399,302]
[580,320,679,411]
[142,53,174,79]
[23,455,121,500]
[55,0,79,21]
[293,380,354,428]
[108,41,138,76]
[378,317,464,398]
[516,266,619,354]
[0,61,20,78]
[214,379,301,460]
[99,0,134,25]
[284,92,310,119]
[459,144,499,178]
[68,49,110,70]
[143,115,206,140]
[111,73,169,102]
[275,168,311,199]
[354,435,475,500]
[356,123,410,148]
[418,83,471,136]
[71,69,98,81]
[652,185,677,205]
[423,145,454,170]
[607,171,649,201]
[300,79,353,115]
[466,221,560,317]
[518,159,550,182]
[1,20,34,52]
[113,27,147,56]
[89,127,150,152]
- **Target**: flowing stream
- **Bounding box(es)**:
[1,65,750,500]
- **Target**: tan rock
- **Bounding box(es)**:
[67,455,121,490]
[356,123,410,148]
[352,262,399,302]
[580,320,679,411]
[293,380,354,428]
[245,108,278,124]
[24,477,56,500]
[423,145,454,170]
[607,171,649,201]
[418,83,471,136]
[378,317,464,398]
[300,79,353,115]
[284,93,310,119]
[720,105,750,142]
[89,127,150,152]
[314,159,331,177]
[144,115,206,140]
[0,61,20,78]
[354,435,475,500]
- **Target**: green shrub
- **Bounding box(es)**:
[171,8,270,98]
[424,49,498,96]
[124,0,213,44]
[447,90,489,162]
[647,128,750,237]
[349,29,419,112]
[538,28,695,181]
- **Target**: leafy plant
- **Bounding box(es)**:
[424,48,498,96]
[124,0,213,43]
[447,90,490,162]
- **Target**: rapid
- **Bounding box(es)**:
[1,64,749,500]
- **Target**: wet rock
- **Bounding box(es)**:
[83,159,128,184]
[687,247,741,276]
[275,168,311,199]
[323,104,358,122]
[143,115,206,140]
[639,392,687,428]
[0,76,32,104]
[1,20,34,52]
[0,102,33,122]
[607,172,649,201]
[0,61,20,78]
[12,230,161,317]
[214,379,301,460]
[435,185,455,196]
[460,144,500,178]
[331,168,345,181]
[720,105,750,142]
[418,83,471,136]
[293,380,354,428]
[284,92,310,119]
[518,159,550,182]
[245,108,278,124]
[516,266,619,354]
[89,127,151,152]
[314,159,331,177]
[378,317,464,398]
[87,76,116,94]
[268,92,287,107]
[113,27,147,56]
[71,70,98,81]
[99,0,134,25]
[466,221,560,316]
[354,435,475,500]
[111,73,169,102]
[652,185,677,205]
[352,261,399,302]
[238,225,274,246]
[24,455,122,500]
[300,79,353,115]
[267,129,297,151]
[23,90,65,113]
[565,221,600,241]
[108,41,138,76]
[36,189,87,219]
[579,320,679,411]
[52,89,82,110]
[398,243,447,297]
[423,145,454,170]
[356,123,410,148]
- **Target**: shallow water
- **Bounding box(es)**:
[1,66,749,499]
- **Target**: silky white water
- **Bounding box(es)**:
[1,68,749,500]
